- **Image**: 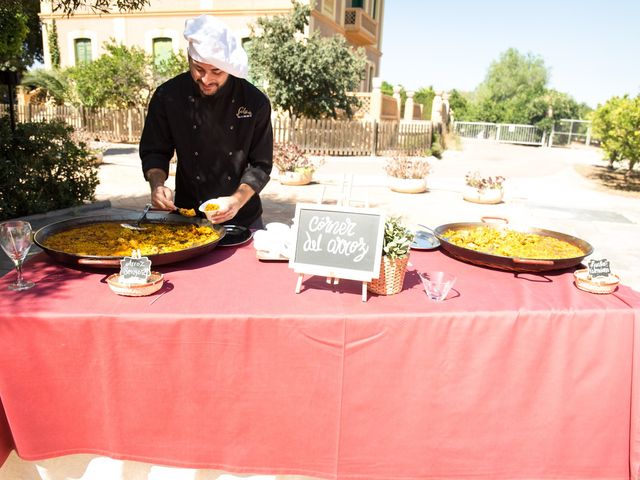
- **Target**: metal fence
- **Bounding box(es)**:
[453,121,545,146]
[1,104,433,156]
[550,119,595,147]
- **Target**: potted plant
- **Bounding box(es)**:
[384,155,431,193]
[463,171,506,204]
[367,217,415,295]
[273,142,323,186]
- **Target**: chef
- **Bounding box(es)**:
[140,14,273,228]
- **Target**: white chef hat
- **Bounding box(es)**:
[183,15,248,79]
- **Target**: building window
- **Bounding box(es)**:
[323,0,335,17]
[74,38,92,65]
[152,37,173,66]
[348,0,364,8]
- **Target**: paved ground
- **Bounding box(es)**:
[3,138,639,290]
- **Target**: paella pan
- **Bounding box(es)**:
[34,211,226,269]
[433,217,593,272]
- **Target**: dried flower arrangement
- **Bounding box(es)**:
[384,156,431,179]
[464,171,506,191]
[273,142,323,174]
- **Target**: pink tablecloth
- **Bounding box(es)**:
[0,244,639,479]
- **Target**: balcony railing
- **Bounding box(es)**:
[344,8,377,45]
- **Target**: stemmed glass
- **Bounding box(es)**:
[0,220,36,291]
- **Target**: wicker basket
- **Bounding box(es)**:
[368,255,410,295]
[573,269,620,294]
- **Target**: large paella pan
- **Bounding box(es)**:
[433,217,593,272]
[34,211,226,269]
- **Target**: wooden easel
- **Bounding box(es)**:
[295,272,368,302]
[294,183,373,301]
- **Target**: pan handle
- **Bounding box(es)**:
[513,258,555,266]
[481,216,509,224]
[78,258,121,266]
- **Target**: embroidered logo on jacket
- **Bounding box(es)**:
[236,107,252,118]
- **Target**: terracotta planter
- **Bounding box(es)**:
[279,170,313,186]
[388,177,427,194]
[367,255,410,295]
[462,186,504,204]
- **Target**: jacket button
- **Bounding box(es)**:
[227,176,231,181]
[196,175,200,180]
[230,125,234,130]
[228,151,232,156]
[192,125,197,130]
[194,151,199,156]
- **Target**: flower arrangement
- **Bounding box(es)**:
[464,171,506,191]
[273,142,323,174]
[384,156,431,179]
[381,217,415,259]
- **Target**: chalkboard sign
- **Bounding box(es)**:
[587,258,611,278]
[289,203,385,282]
[119,250,152,285]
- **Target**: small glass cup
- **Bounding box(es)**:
[420,271,456,301]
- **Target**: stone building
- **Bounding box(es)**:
[38,0,385,92]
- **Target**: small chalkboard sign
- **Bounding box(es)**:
[587,258,611,279]
[289,203,385,300]
[119,250,152,285]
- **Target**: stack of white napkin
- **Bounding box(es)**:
[253,222,294,259]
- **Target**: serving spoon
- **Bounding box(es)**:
[121,203,152,231]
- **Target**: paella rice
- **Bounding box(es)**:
[42,222,221,257]
[442,226,584,259]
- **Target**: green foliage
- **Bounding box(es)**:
[448,89,474,121]
[0,117,99,220]
[381,217,414,259]
[474,48,548,124]
[0,6,29,68]
[67,40,151,108]
[50,0,150,15]
[247,1,366,119]
[152,50,188,87]
[414,86,435,120]
[48,20,61,68]
[430,132,443,159]
[22,68,72,105]
[592,95,640,173]
[0,0,42,73]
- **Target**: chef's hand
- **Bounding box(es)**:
[203,184,256,224]
[203,196,241,224]
[146,168,176,211]
[151,185,176,211]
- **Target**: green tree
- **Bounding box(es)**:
[247,1,366,119]
[592,95,640,175]
[0,5,29,70]
[447,89,474,121]
[50,0,150,15]
[474,48,548,124]
[414,86,435,120]
[67,40,151,108]
[48,19,61,68]
[21,68,72,105]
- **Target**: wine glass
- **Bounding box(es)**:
[0,220,36,291]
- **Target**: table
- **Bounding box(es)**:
[1,244,639,480]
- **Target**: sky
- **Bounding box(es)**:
[379,0,640,108]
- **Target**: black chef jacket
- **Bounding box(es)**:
[140,72,273,227]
